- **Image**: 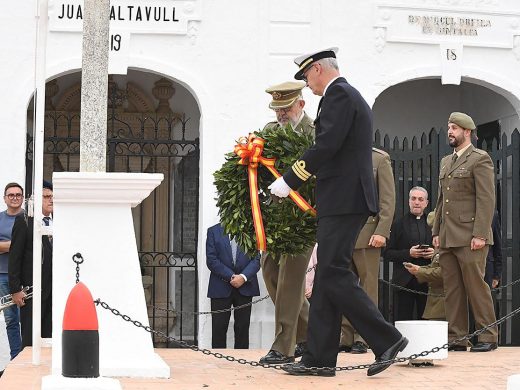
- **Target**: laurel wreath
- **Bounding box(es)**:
[213,125,317,258]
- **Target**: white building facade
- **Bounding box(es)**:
[0,0,519,351]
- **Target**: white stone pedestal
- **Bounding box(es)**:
[395,320,448,360]
[42,375,122,390]
[508,374,520,389]
[51,172,170,378]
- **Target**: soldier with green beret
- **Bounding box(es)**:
[432,111,498,352]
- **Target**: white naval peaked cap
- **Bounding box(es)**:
[293,47,339,80]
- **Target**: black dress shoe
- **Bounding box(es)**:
[470,342,497,352]
[367,337,408,377]
[338,344,352,353]
[351,341,368,354]
[259,350,294,365]
[294,342,307,358]
[282,362,335,377]
[448,344,467,351]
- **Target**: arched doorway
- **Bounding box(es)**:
[373,78,519,142]
[25,69,201,346]
[371,77,520,345]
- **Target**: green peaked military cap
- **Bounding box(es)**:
[448,112,476,130]
[293,47,338,80]
[265,81,306,109]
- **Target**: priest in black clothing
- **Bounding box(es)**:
[384,186,435,321]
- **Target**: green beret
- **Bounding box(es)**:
[448,112,476,130]
[265,81,305,109]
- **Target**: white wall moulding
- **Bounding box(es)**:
[48,0,202,73]
[375,2,520,48]
[49,0,201,34]
[53,172,164,206]
[440,42,463,84]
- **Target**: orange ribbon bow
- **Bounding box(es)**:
[233,134,316,251]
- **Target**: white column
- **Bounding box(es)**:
[79,0,110,172]
[32,0,50,365]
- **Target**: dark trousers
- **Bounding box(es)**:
[20,296,52,349]
[394,278,428,321]
[302,213,402,368]
[210,289,252,349]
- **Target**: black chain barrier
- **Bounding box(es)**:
[150,273,520,316]
[380,276,520,298]
[72,252,84,284]
[149,263,318,316]
[75,251,520,372]
[95,297,520,372]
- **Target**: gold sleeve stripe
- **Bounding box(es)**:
[292,160,311,181]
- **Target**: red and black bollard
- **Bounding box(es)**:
[62,281,99,378]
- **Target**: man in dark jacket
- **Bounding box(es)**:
[270,47,406,377]
[9,181,53,348]
[206,223,260,349]
[384,186,435,321]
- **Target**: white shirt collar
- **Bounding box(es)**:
[323,76,340,96]
[455,143,472,158]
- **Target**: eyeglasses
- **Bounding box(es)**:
[43,194,53,200]
[301,64,317,83]
[5,193,23,200]
[274,106,291,114]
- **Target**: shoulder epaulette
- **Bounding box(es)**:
[472,148,487,155]
[372,147,389,157]
[262,121,278,131]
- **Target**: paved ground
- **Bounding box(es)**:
[0,314,10,372]
[1,346,519,389]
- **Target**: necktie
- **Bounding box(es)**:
[230,238,237,266]
[43,216,53,244]
[452,153,458,165]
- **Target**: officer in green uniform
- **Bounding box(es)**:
[259,81,315,365]
[339,147,395,353]
[432,112,498,352]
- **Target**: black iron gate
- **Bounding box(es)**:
[375,128,520,345]
[26,92,200,347]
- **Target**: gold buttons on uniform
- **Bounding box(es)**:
[448,175,452,179]
[447,187,450,190]
[446,199,449,203]
[446,211,450,215]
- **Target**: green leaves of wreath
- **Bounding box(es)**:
[213,125,317,258]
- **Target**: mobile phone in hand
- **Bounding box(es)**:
[418,244,430,250]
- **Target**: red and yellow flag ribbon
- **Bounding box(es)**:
[233,134,316,251]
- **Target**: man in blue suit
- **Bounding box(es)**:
[206,223,261,349]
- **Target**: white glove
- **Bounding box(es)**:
[268,177,292,198]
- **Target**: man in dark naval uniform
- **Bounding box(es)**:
[269,47,407,377]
